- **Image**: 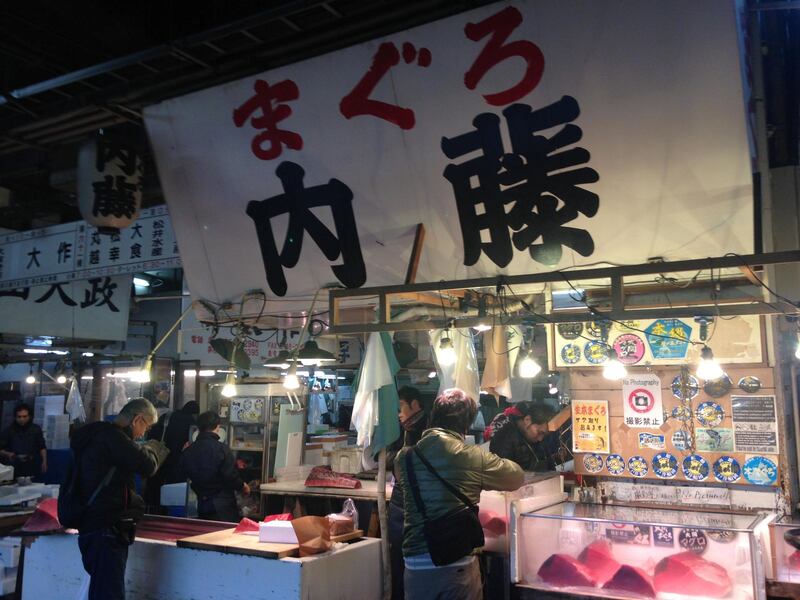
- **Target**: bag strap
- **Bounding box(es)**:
[413,446,476,509]
[404,451,427,520]
[73,447,116,507]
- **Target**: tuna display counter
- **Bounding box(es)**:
[512,502,769,600]
[21,515,381,599]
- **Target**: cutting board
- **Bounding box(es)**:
[176,527,364,559]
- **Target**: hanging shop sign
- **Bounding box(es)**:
[77,133,143,231]
[622,374,663,428]
[553,316,762,368]
[0,206,180,291]
[0,275,131,341]
[731,395,779,454]
[144,1,752,310]
[571,399,610,454]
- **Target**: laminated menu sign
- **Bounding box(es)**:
[572,400,610,454]
[622,374,663,428]
[731,395,779,454]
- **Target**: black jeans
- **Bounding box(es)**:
[78,526,131,600]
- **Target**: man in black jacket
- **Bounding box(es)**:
[387,386,429,600]
[72,397,168,600]
[0,403,47,479]
[178,411,250,522]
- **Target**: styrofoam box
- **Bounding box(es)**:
[275,465,314,482]
[160,482,188,506]
[0,574,14,595]
[259,520,298,544]
[0,540,20,568]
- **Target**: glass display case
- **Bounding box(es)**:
[513,502,766,600]
[770,516,800,583]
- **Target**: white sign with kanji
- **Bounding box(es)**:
[0,275,132,340]
[622,374,664,428]
[145,0,753,312]
[0,206,180,290]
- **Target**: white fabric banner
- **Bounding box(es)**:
[144,0,752,309]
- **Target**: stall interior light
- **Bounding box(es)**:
[221,373,237,397]
[56,373,67,384]
[82,352,95,357]
[198,369,216,377]
[472,322,492,333]
[794,330,800,360]
[546,372,560,395]
[297,340,337,365]
[183,369,197,377]
[130,357,152,383]
[283,363,300,390]
[133,277,151,287]
[428,370,437,379]
[263,350,295,369]
[696,345,723,381]
[438,333,457,366]
[25,364,35,385]
[81,375,94,380]
[23,348,68,355]
[519,350,542,379]
[602,348,627,381]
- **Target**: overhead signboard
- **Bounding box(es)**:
[144,0,752,310]
[0,275,132,341]
[0,206,180,290]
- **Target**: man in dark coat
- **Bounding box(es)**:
[72,398,169,600]
[144,401,199,512]
[387,386,430,600]
[178,411,250,522]
[0,403,47,479]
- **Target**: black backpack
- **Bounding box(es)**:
[57,449,115,529]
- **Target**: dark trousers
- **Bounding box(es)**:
[198,490,240,522]
[388,502,405,600]
[78,527,130,600]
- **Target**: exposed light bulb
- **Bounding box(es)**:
[519,351,542,378]
[25,375,35,385]
[472,323,492,333]
[696,345,723,381]
[427,371,437,379]
[795,335,800,360]
[547,382,559,395]
[283,364,300,390]
[602,349,627,381]
[56,374,67,384]
[438,334,457,366]
[221,373,237,397]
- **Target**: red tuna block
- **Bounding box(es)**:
[789,550,800,571]
[538,553,597,588]
[479,510,507,536]
[233,517,260,534]
[603,565,656,598]
[22,498,61,532]
[654,552,732,598]
[578,539,620,585]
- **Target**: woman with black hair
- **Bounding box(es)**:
[485,401,557,472]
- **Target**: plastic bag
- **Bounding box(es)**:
[327,497,358,536]
[66,378,86,423]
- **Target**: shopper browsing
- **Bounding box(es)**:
[396,388,523,600]
[72,398,169,600]
[178,410,250,522]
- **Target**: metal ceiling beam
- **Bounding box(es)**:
[328,250,800,334]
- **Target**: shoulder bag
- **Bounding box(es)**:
[404,446,485,566]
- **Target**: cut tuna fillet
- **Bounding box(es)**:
[603,565,655,598]
[578,539,620,585]
[654,551,731,598]
[22,498,60,532]
[538,553,596,588]
[233,517,260,534]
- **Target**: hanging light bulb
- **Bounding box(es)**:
[472,322,492,333]
[696,345,723,381]
[519,350,542,378]
[130,356,152,383]
[283,363,300,390]
[25,364,35,385]
[602,348,627,381]
[221,373,237,397]
[546,372,560,395]
[438,333,457,366]
[56,373,67,384]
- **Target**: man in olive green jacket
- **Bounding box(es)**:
[396,388,524,600]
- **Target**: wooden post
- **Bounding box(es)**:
[377,448,391,600]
